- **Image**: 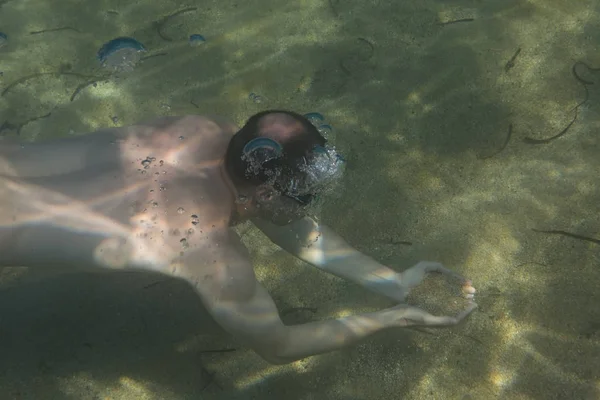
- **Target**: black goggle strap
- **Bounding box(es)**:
[288,193,315,206]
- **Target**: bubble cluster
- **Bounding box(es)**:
[248,92,264,103]
[0,32,8,49]
[303,112,334,140]
[188,34,206,46]
[141,156,156,169]
[97,37,147,72]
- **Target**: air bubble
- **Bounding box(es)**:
[188,34,206,46]
[303,112,325,126]
[97,37,147,72]
[0,32,8,49]
[191,214,199,225]
[317,124,333,137]
[248,92,264,103]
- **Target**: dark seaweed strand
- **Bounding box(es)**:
[70,76,110,102]
[339,58,352,75]
[2,71,96,97]
[328,0,339,17]
[438,18,475,26]
[15,112,52,135]
[478,123,513,159]
[567,62,592,112]
[524,61,596,144]
[70,80,94,102]
[339,37,375,76]
[531,228,600,245]
[140,52,169,62]
[522,106,579,144]
[504,47,521,72]
[357,37,375,59]
[29,26,81,35]
[572,61,600,85]
[2,73,52,96]
[142,280,166,289]
[156,7,198,41]
[572,83,590,112]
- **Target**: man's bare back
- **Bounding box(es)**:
[0,116,238,271]
[0,112,476,364]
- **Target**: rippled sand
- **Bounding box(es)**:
[1,0,599,398]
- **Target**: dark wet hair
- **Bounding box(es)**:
[225,110,327,189]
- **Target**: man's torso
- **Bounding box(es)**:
[0,115,239,273]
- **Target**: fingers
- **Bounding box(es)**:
[462,281,476,293]
[404,261,476,289]
[398,301,478,328]
[428,262,469,284]
[462,280,477,299]
[402,261,467,288]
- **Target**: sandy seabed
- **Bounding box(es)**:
[1,0,599,399]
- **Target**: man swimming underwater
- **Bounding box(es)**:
[0,110,476,364]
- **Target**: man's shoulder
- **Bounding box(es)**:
[136,115,238,138]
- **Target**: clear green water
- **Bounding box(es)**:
[1,0,599,398]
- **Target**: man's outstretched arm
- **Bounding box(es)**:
[255,217,404,301]
[253,217,476,303]
[178,241,475,365]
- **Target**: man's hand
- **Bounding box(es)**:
[398,261,476,301]
[254,217,477,305]
[383,301,478,329]
[183,229,477,364]
[391,261,477,326]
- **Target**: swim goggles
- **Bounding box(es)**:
[242,137,345,205]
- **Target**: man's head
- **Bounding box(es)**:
[225,110,345,225]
